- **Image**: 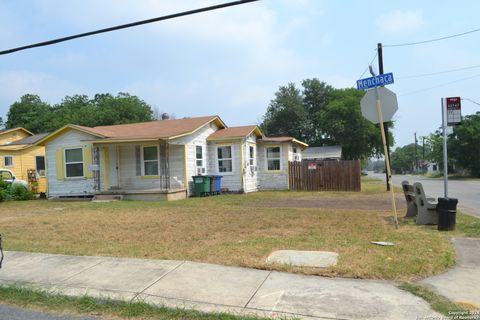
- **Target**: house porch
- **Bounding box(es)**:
[91,140,187,201]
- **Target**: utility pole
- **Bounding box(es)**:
[377,43,392,190]
[422,136,425,173]
[414,132,419,174]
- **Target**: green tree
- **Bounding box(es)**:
[49,95,94,131]
[261,79,390,160]
[449,114,480,176]
[425,131,443,168]
[92,93,154,126]
[390,143,417,173]
[301,79,334,145]
[317,88,383,160]
[5,94,51,133]
[0,117,4,130]
[5,92,155,133]
[261,83,308,142]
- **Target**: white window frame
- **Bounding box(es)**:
[195,145,204,168]
[266,146,281,171]
[217,145,233,174]
[64,147,84,178]
[142,145,159,176]
[3,155,13,167]
[249,145,255,167]
[35,155,46,176]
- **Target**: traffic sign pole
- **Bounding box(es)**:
[358,66,398,229]
[441,98,448,197]
[373,85,399,229]
[378,42,392,192]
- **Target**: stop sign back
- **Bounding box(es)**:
[360,87,398,123]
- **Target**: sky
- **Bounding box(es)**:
[1,0,480,148]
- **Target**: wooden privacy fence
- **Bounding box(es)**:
[289,160,361,192]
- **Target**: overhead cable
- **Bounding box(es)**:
[384,27,480,48]
[397,64,480,79]
[352,49,378,88]
[0,0,259,56]
[399,73,480,97]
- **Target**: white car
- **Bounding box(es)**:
[0,169,28,189]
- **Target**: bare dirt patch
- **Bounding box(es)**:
[246,193,406,211]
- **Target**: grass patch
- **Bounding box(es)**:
[399,282,468,316]
[455,213,480,237]
[0,284,267,320]
[0,179,457,281]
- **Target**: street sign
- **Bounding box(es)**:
[356,72,394,90]
[360,87,398,123]
[446,96,462,126]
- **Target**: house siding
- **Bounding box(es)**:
[170,123,218,196]
[0,146,47,193]
[207,141,242,192]
[46,130,97,197]
[257,142,290,191]
[243,134,258,193]
[0,129,30,145]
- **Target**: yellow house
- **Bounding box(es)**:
[0,128,48,193]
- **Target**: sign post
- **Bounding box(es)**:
[441,97,462,197]
[358,68,399,229]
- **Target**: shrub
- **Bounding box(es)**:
[10,184,35,201]
[0,179,9,202]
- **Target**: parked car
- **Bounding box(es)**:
[0,169,28,189]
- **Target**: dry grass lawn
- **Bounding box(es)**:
[1,179,476,281]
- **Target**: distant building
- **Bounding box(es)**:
[302,145,342,161]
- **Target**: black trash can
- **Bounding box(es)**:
[437,197,458,231]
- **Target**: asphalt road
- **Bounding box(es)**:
[0,304,99,320]
[369,172,480,217]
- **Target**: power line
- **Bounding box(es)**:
[397,64,480,79]
[358,50,378,79]
[399,73,480,97]
[352,49,378,88]
[0,0,259,56]
[462,98,480,107]
[383,27,480,48]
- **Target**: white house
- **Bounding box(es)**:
[37,115,308,200]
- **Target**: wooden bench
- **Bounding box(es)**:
[402,181,439,225]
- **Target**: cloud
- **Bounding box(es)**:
[0,70,87,116]
[28,0,308,73]
[377,10,425,33]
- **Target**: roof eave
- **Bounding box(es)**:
[168,116,227,140]
[35,124,106,146]
[0,127,34,137]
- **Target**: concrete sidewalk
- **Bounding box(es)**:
[421,237,480,309]
[0,251,439,320]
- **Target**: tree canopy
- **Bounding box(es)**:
[261,79,391,160]
[449,114,480,176]
[5,93,154,133]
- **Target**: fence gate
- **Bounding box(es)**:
[289,160,361,192]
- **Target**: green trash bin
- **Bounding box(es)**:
[192,175,211,197]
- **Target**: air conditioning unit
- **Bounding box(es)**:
[196,167,206,175]
[294,154,301,162]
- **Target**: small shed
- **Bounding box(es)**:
[302,146,342,161]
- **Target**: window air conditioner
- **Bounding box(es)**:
[196,167,206,175]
